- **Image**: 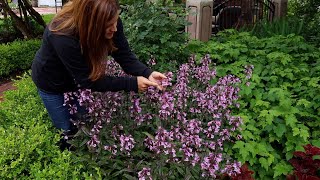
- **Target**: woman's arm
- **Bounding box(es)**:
[111,18,153,78]
[49,32,139,92]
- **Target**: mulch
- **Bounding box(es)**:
[0,71,24,102]
[0,81,16,102]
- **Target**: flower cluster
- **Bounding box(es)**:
[141,55,243,177]
[64,55,249,178]
[119,134,135,155]
[138,167,152,180]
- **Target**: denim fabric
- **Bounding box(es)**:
[38,89,72,131]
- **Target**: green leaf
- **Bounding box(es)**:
[123,173,137,180]
[142,132,155,140]
[292,127,300,136]
[255,100,270,108]
[274,123,287,138]
[299,129,309,141]
[175,166,184,175]
[233,141,249,160]
[296,99,311,108]
[273,161,293,178]
[285,114,297,127]
[259,157,269,171]
[313,155,320,160]
[311,139,320,148]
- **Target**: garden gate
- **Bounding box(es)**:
[212,0,275,34]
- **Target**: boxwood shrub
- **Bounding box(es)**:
[0,39,40,78]
[0,74,84,179]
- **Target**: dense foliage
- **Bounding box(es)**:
[188,30,320,179]
[0,39,40,77]
[121,2,189,72]
[249,17,304,38]
[0,18,24,44]
[288,0,320,46]
[0,75,83,179]
[0,14,54,44]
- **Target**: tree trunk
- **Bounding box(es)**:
[0,0,34,38]
[21,0,46,28]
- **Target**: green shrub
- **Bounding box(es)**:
[0,18,24,44]
[0,14,54,44]
[0,18,46,44]
[0,72,46,127]
[0,39,40,78]
[248,17,304,38]
[188,30,320,179]
[0,75,85,179]
[42,14,55,24]
[288,0,320,46]
[121,2,189,72]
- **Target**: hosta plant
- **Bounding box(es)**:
[64,55,252,179]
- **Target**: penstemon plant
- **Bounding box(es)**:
[64,55,252,179]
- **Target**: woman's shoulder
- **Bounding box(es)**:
[46,29,80,48]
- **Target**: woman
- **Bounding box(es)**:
[31,0,166,133]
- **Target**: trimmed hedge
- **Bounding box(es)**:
[0,74,84,179]
[0,39,41,77]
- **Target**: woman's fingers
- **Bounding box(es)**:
[149,71,167,80]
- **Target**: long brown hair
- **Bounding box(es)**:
[49,0,120,81]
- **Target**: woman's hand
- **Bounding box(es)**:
[137,76,160,92]
[148,71,167,90]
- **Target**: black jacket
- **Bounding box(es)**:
[32,19,152,93]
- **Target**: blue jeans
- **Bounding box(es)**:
[38,89,81,131]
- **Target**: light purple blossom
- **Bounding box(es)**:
[244,65,254,79]
[119,134,135,155]
[67,56,247,178]
[138,167,152,180]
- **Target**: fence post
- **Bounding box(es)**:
[186,0,213,42]
[272,0,288,18]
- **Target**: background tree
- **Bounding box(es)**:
[288,0,320,45]
[0,0,45,39]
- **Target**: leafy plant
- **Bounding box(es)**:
[288,0,320,46]
[64,55,251,179]
[121,2,189,72]
[188,30,320,179]
[0,18,24,43]
[287,144,320,180]
[0,39,40,78]
[248,17,304,38]
[0,74,83,179]
[0,16,46,44]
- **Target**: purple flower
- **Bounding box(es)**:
[138,167,152,180]
[119,134,135,155]
[201,153,223,178]
[244,65,254,79]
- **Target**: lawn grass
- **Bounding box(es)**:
[42,14,55,24]
[0,14,55,25]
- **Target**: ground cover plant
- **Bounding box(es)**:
[63,55,252,179]
[0,74,84,179]
[188,30,320,179]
